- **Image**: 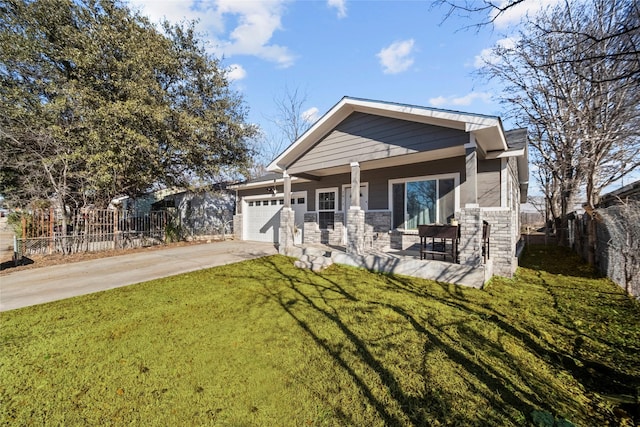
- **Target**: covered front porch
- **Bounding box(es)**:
[260,97,525,283]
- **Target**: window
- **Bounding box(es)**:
[271,200,277,205]
[392,183,405,229]
[318,192,335,210]
[317,188,337,230]
[248,201,254,207]
[407,180,436,229]
[438,179,455,224]
[297,197,305,204]
[390,175,457,229]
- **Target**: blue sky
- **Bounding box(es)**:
[127,0,553,136]
[127,0,588,197]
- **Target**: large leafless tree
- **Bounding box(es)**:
[471,0,640,262]
[249,85,313,178]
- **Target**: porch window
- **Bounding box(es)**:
[390,175,457,229]
[317,188,337,230]
[407,180,436,229]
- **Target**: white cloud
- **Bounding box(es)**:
[214,0,295,68]
[428,96,447,107]
[473,37,517,68]
[301,107,320,124]
[491,0,563,29]
[428,92,492,108]
[226,63,247,81]
[376,39,415,74]
[327,0,347,19]
[129,0,295,68]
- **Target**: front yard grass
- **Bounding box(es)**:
[1,245,638,426]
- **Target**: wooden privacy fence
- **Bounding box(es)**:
[14,208,168,260]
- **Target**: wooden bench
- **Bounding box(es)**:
[418,224,459,263]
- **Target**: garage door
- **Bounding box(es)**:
[244,198,283,242]
[243,192,307,243]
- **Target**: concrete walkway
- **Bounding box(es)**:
[0,241,278,312]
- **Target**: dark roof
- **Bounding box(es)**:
[504,128,527,150]
[598,179,640,207]
[245,173,281,184]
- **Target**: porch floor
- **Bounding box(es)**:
[282,244,487,289]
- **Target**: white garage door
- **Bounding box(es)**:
[244,192,307,243]
[244,198,283,242]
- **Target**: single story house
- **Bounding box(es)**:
[116,185,235,238]
[232,97,528,278]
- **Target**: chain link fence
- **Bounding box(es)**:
[572,201,640,299]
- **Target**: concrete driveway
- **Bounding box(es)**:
[0,241,278,312]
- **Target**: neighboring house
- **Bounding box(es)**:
[232,97,529,278]
[117,187,185,213]
[597,180,640,208]
[118,185,235,237]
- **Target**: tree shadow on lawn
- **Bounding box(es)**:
[520,244,601,279]
[520,245,640,384]
[254,256,553,426]
[251,254,640,426]
[384,266,640,425]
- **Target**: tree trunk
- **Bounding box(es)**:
[586,212,597,265]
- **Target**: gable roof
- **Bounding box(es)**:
[267,96,510,173]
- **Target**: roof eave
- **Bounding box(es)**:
[267,96,510,172]
[228,175,309,190]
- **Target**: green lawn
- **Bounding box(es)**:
[1,246,639,426]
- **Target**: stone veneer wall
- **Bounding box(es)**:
[390,231,420,250]
[301,210,391,251]
[482,209,518,277]
[365,211,391,251]
[346,209,365,254]
[303,212,344,245]
[458,206,483,268]
[278,208,296,251]
[232,214,242,240]
[457,206,519,278]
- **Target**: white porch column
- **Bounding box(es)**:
[350,162,360,208]
[279,170,295,254]
[463,135,478,206]
[347,162,365,255]
[283,171,291,209]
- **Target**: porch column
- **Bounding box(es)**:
[347,162,365,255]
[279,171,295,255]
[283,171,291,209]
[463,135,478,206]
[350,162,360,208]
[458,204,483,268]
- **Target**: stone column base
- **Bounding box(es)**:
[346,208,365,255]
[279,208,295,253]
